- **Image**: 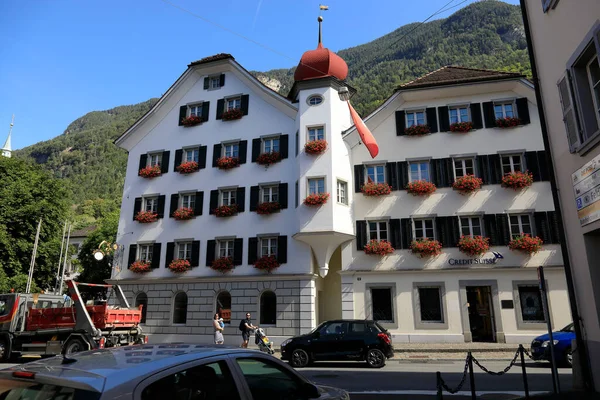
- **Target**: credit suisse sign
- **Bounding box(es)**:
[572,153,600,226]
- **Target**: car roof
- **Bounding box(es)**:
[323,319,376,323]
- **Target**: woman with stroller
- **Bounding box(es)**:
[213,313,225,344]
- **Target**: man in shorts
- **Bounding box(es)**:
[241,312,257,348]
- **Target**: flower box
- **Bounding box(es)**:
[222,108,243,121]
[361,182,392,197]
[257,201,281,215]
[172,207,194,220]
[254,255,280,273]
[496,117,521,128]
[216,156,240,170]
[410,239,442,258]
[180,115,203,127]
[169,259,191,273]
[130,260,151,274]
[304,193,330,206]
[135,211,158,223]
[509,234,543,255]
[449,121,473,133]
[256,152,281,166]
[211,257,234,273]
[213,204,238,217]
[501,171,534,190]
[304,140,327,155]
[404,124,430,136]
[458,236,490,257]
[364,240,395,256]
[176,161,199,174]
[406,180,437,196]
[139,165,162,179]
[452,174,483,194]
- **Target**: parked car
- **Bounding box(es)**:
[530,323,576,367]
[0,344,349,400]
[280,319,394,368]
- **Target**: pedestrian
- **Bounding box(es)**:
[239,312,257,348]
[213,313,224,345]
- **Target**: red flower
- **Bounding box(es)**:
[216,156,240,170]
[453,174,483,194]
[361,182,392,197]
[256,202,281,215]
[213,204,238,217]
[406,180,437,196]
[449,121,473,133]
[256,152,281,166]
[139,165,162,178]
[458,236,490,257]
[364,240,395,256]
[211,257,234,273]
[404,124,430,136]
[254,255,280,273]
[410,239,442,258]
[222,108,243,121]
[172,207,194,220]
[509,234,543,255]
[130,260,151,274]
[176,161,199,174]
[304,193,330,206]
[135,210,158,223]
[501,171,534,190]
[168,259,191,273]
[496,117,521,128]
[304,140,328,155]
[180,115,203,127]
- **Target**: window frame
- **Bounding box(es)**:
[500,154,523,175]
[414,283,447,329]
[172,291,188,325]
[148,152,162,167]
[459,216,483,237]
[216,291,232,324]
[259,237,278,258]
[307,125,325,142]
[259,291,277,326]
[179,192,196,209]
[513,281,549,330]
[234,357,305,398]
[307,177,326,195]
[183,147,199,163]
[220,189,237,207]
[586,54,600,129]
[176,241,193,261]
[222,142,240,158]
[366,284,396,326]
[307,94,324,106]
[337,179,348,205]
[210,76,221,89]
[187,103,203,118]
[260,185,279,204]
[408,160,431,182]
[405,109,426,128]
[453,157,476,179]
[449,105,471,124]
[138,244,153,262]
[218,239,235,259]
[144,196,158,213]
[135,292,148,324]
[542,0,559,13]
[225,96,241,111]
[412,218,436,241]
[493,100,516,120]
[262,136,280,154]
[365,164,386,184]
[508,214,534,239]
[367,220,389,242]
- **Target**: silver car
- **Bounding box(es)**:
[0,344,349,400]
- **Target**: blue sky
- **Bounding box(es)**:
[0,0,520,150]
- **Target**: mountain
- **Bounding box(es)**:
[15,1,530,221]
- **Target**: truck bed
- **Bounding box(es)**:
[26,304,142,331]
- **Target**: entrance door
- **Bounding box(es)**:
[466,286,496,342]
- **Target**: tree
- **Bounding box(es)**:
[77,211,119,284]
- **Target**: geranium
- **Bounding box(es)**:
[304,140,328,155]
[509,234,543,255]
[254,255,280,273]
[410,239,442,258]
[135,211,158,223]
[256,202,281,215]
[211,257,234,273]
[172,207,194,220]
[213,204,238,217]
[176,161,199,174]
[216,156,240,170]
[361,182,392,197]
[222,108,243,121]
[168,259,191,273]
[496,117,521,128]
[406,180,437,196]
[501,171,534,190]
[458,236,490,257]
[364,240,395,256]
[450,121,473,133]
[304,193,330,206]
[404,124,430,136]
[453,174,483,194]
[130,260,151,274]
[256,152,281,166]
[139,165,162,178]
[180,115,203,127]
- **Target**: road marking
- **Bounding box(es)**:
[348,390,549,396]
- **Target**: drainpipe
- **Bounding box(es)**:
[519,0,594,391]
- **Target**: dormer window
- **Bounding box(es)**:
[227,97,241,111]
[406,110,425,127]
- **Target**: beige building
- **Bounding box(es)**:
[521,0,600,391]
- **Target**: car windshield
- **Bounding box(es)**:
[0,295,16,317]
[561,323,575,332]
[0,382,100,400]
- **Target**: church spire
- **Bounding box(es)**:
[2,115,13,158]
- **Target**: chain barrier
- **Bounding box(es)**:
[437,354,470,394]
[471,347,520,376]
[523,347,536,361]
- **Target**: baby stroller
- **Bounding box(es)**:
[254,327,275,355]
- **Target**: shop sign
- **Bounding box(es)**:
[573,153,600,226]
[448,252,503,266]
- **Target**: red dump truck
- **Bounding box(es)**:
[0,281,147,361]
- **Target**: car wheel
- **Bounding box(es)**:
[565,348,573,368]
[0,337,10,362]
[64,338,86,355]
[366,349,386,368]
[290,349,310,368]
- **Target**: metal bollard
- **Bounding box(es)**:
[436,371,443,400]
[467,352,476,400]
[519,345,530,399]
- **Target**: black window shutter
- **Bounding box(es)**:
[483,214,499,245]
[395,111,406,136]
[426,108,438,133]
[438,106,450,132]
[429,159,438,186]
[548,211,560,245]
[238,140,248,164]
[432,158,449,188]
[251,138,261,162]
[534,212,551,243]
[194,191,204,216]
[354,165,365,193]
[279,183,288,209]
[166,242,175,267]
[524,151,541,182]
[161,151,170,174]
[356,220,367,250]
[398,161,409,189]
[216,99,225,120]
[250,186,260,211]
[203,77,209,90]
[170,194,179,217]
[436,217,449,247]
[482,102,496,128]
[174,149,183,170]
[471,103,483,129]
[199,146,207,169]
[516,98,530,125]
[128,244,137,267]
[477,155,490,185]
[133,197,142,220]
[206,240,216,266]
[277,236,288,264]
[219,74,225,87]
[449,217,460,247]
[241,94,250,115]
[151,243,161,269]
[178,106,187,126]
[537,150,550,181]
[389,219,401,249]
[386,162,399,190]
[157,195,166,218]
[236,187,246,212]
[209,190,219,214]
[138,154,147,174]
[400,218,412,250]
[248,237,258,264]
[191,241,200,267]
[212,144,222,167]
[444,158,455,187]
[233,238,243,266]
[201,101,210,122]
[488,154,502,184]
[280,134,289,159]
[496,214,511,246]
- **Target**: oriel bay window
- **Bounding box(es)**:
[308,126,324,141]
[368,221,388,241]
[453,157,475,179]
[459,216,482,237]
[406,110,425,127]
[501,154,523,174]
[413,219,435,240]
[366,164,385,184]
[509,214,533,238]
[409,161,430,182]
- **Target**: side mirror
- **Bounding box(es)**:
[301,382,320,399]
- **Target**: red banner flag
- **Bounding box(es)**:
[347,101,379,158]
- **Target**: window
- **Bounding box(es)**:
[413,219,435,240]
[459,217,482,237]
[409,161,430,182]
[371,288,393,322]
[418,287,443,323]
[587,55,600,127]
[144,197,158,213]
[218,239,234,258]
[453,158,475,179]
[406,110,425,127]
[226,97,241,111]
[337,180,347,204]
[308,178,325,195]
[307,95,323,106]
[148,153,162,167]
[177,242,192,261]
[236,358,302,399]
[183,147,199,163]
[210,76,221,89]
[220,189,237,206]
[223,142,239,158]
[542,0,559,12]
[320,321,347,335]
[261,185,279,203]
[295,180,299,208]
[449,105,470,124]
[509,214,533,239]
[368,221,388,241]
[138,244,153,262]
[180,193,195,209]
[494,101,515,119]
[308,126,324,141]
[135,292,148,324]
[260,237,277,257]
[295,130,299,156]
[366,164,385,184]
[216,291,231,324]
[262,137,280,154]
[518,285,545,322]
[259,291,276,325]
[188,104,202,117]
[172,292,187,324]
[501,154,523,175]
[350,322,367,333]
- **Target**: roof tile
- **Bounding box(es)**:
[398,66,524,90]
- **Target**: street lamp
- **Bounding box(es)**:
[338,86,351,102]
[92,241,118,261]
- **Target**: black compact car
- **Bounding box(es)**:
[280,319,394,368]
